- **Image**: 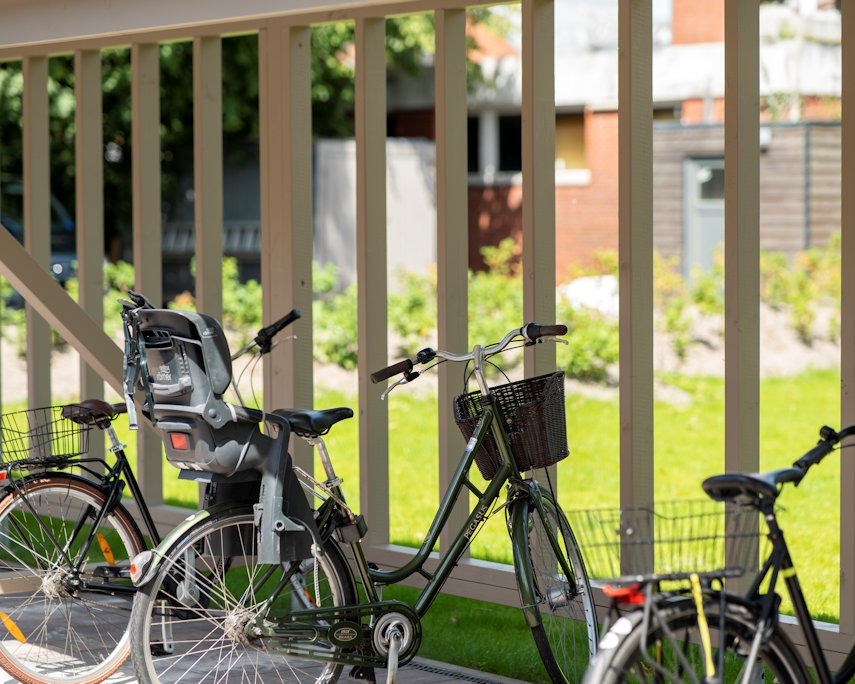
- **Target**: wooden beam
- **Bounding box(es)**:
[0,228,122,393]
[435,7,469,557]
[724,0,760,477]
[22,55,51,409]
[617,0,653,511]
[840,0,855,637]
[521,0,556,379]
[258,21,314,472]
[193,35,223,319]
[131,42,164,505]
[355,16,389,547]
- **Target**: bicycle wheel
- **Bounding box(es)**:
[0,474,146,684]
[513,486,598,684]
[584,594,810,683]
[130,507,356,684]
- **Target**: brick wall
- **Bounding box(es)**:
[672,0,724,45]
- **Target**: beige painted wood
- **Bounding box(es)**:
[724,0,760,477]
[75,50,105,464]
[22,55,51,409]
[75,49,105,460]
[434,8,469,556]
[258,22,314,473]
[840,0,855,637]
[193,36,223,319]
[355,16,389,546]
[0,229,124,392]
[131,43,164,505]
[521,0,556,380]
[617,0,653,512]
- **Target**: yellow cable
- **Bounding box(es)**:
[690,572,715,678]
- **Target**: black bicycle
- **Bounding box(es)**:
[580,423,855,683]
[0,399,158,684]
[0,291,300,684]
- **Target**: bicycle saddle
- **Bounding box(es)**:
[62,399,126,426]
[703,467,805,503]
[273,407,354,437]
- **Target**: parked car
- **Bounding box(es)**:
[0,178,77,305]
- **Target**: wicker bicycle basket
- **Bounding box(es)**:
[453,371,569,480]
[568,499,769,583]
[0,405,91,464]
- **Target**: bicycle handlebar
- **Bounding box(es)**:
[253,309,301,354]
[793,424,855,472]
[370,322,567,385]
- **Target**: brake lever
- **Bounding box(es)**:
[380,370,421,401]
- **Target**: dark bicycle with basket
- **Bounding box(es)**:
[0,289,303,684]
[120,300,597,684]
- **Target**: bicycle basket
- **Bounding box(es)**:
[453,371,568,480]
[568,499,768,583]
[0,405,91,464]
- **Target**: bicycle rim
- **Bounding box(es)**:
[131,509,355,684]
[588,597,809,683]
[519,488,598,684]
[0,476,145,684]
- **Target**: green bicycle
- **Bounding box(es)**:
[121,300,597,683]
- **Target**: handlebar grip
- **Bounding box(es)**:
[371,359,413,384]
[524,323,568,342]
[793,440,835,471]
[255,309,301,349]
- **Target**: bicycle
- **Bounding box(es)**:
[0,399,157,684]
[120,300,598,684]
[580,423,855,683]
[0,291,300,684]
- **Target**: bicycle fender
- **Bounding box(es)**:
[509,496,542,629]
[131,501,243,587]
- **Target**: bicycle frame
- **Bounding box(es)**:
[308,390,575,626]
[4,440,161,594]
[742,509,855,684]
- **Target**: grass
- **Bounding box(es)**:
[59,367,844,678]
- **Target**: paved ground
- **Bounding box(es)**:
[0,656,528,683]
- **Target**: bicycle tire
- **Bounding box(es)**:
[583,594,810,683]
[513,486,598,684]
[0,473,146,684]
[130,506,357,684]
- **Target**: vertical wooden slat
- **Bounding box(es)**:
[521,0,556,379]
[840,0,855,636]
[724,0,759,478]
[617,0,653,511]
[193,35,223,319]
[435,8,469,556]
[355,17,389,546]
[259,22,314,472]
[131,43,163,505]
[75,50,104,464]
[22,55,51,409]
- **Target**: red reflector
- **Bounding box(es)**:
[0,472,6,481]
[603,583,645,605]
[169,433,190,450]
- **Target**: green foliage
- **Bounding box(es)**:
[312,262,359,369]
[388,267,437,353]
[555,301,619,382]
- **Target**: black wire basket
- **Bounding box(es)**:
[568,499,769,583]
[0,405,91,464]
[453,371,569,480]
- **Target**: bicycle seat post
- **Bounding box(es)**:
[305,435,338,484]
[104,423,127,455]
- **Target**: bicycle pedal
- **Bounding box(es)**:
[348,666,377,682]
